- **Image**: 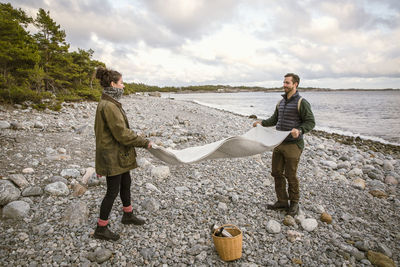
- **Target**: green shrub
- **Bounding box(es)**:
[57,93,81,102]
[75,86,101,101]
[0,86,38,103]
[32,103,46,110]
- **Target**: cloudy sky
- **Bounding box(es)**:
[9,0,400,89]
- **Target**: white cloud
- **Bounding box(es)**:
[8,0,400,88]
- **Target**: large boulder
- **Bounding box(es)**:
[0,120,10,129]
[3,201,30,219]
[8,174,29,188]
[0,180,21,205]
[45,182,69,196]
[22,186,43,197]
[60,168,80,178]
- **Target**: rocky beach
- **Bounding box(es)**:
[0,95,399,266]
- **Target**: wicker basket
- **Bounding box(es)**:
[212,224,242,261]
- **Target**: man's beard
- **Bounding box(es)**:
[284,86,294,94]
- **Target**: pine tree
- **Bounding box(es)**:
[34,8,70,92]
[1,3,107,104]
[0,3,39,90]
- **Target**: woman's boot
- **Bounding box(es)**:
[94,224,120,241]
[121,211,145,225]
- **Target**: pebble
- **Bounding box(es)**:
[384,175,398,185]
[320,160,337,169]
[320,212,333,224]
[369,190,388,198]
[377,243,393,258]
[354,240,371,252]
[352,178,366,190]
[313,204,325,214]
[367,251,395,267]
[337,161,351,169]
[383,160,394,171]
[140,248,154,260]
[48,176,68,185]
[87,249,113,264]
[145,183,161,193]
[72,183,87,197]
[141,198,160,212]
[218,202,228,211]
[266,220,281,234]
[294,214,306,224]
[22,168,34,174]
[137,157,152,169]
[301,218,318,232]
[80,167,95,184]
[287,230,302,242]
[34,121,44,128]
[348,168,363,177]
[10,121,24,130]
[283,215,296,226]
[63,201,89,225]
[150,166,170,179]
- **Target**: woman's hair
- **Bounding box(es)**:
[95,67,122,87]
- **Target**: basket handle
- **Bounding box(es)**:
[213,224,240,235]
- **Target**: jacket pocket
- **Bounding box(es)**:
[118,147,136,167]
[101,149,118,169]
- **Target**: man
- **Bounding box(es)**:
[253,73,315,216]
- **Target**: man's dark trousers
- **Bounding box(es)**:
[271,143,302,203]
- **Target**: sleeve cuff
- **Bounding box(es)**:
[144,139,150,148]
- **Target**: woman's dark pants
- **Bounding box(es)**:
[99,171,131,220]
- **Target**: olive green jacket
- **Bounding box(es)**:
[95,94,149,176]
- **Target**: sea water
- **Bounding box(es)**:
[162,90,400,145]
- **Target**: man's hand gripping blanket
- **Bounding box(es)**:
[147,125,290,165]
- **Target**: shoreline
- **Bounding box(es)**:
[164,88,400,94]
[163,98,400,157]
[1,98,399,157]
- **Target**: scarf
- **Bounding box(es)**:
[103,86,124,101]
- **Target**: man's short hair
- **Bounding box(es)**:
[284,73,300,87]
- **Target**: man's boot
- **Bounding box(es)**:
[121,211,145,225]
[287,201,299,216]
[267,201,289,210]
[94,224,120,241]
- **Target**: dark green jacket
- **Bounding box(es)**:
[261,93,315,150]
[95,94,149,176]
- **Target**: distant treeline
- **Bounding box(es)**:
[124,84,285,94]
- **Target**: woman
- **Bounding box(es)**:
[94,67,153,241]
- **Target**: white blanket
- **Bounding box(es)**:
[147,126,290,165]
